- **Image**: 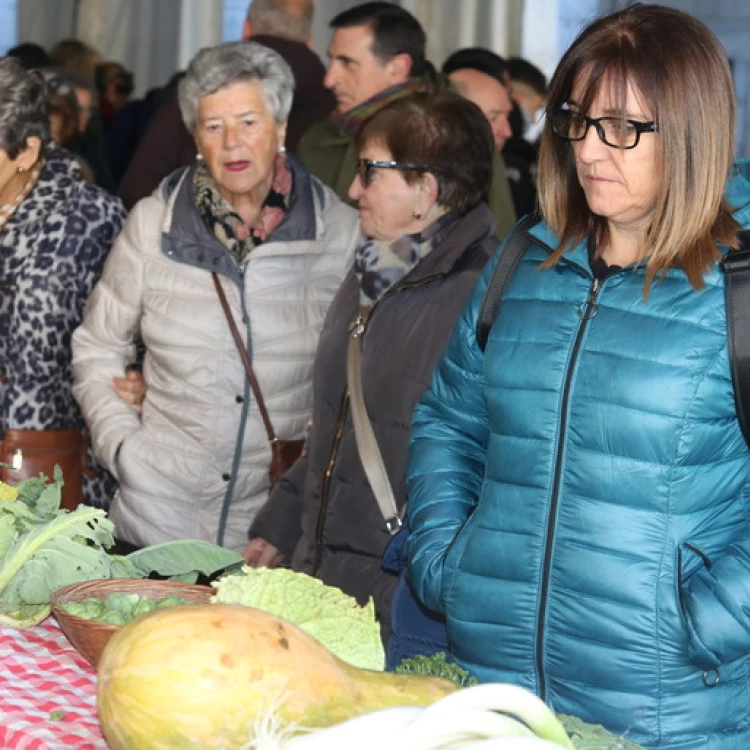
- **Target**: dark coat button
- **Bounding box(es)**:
[222,473,231,481]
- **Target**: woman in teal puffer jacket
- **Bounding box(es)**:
[406,5,750,749]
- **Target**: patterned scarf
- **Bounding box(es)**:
[193,153,292,263]
[333,77,435,137]
[354,212,458,306]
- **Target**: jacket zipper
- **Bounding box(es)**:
[311,273,444,575]
[217,264,252,546]
[536,272,601,701]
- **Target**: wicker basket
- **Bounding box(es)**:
[50,578,214,669]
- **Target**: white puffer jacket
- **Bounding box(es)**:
[72,157,359,551]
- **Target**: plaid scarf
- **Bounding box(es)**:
[193,153,292,263]
[354,212,458,306]
[332,77,435,137]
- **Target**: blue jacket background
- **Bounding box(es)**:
[406,162,750,748]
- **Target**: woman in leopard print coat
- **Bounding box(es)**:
[0,58,127,507]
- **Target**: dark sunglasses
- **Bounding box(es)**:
[356,158,432,188]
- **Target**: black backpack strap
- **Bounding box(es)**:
[721,230,750,450]
[476,212,540,351]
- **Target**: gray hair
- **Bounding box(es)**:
[0,57,50,157]
[246,0,313,43]
[178,41,294,132]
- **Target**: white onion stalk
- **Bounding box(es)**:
[282,707,422,749]
[414,684,575,749]
[452,739,570,749]
[276,683,575,750]
[393,707,536,749]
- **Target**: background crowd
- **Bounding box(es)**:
[2,1,750,748]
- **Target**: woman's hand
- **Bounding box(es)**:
[112,370,147,413]
[243,538,285,568]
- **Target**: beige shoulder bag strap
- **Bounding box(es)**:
[347,309,402,536]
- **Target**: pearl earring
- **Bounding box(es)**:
[196,153,204,161]
[279,145,286,154]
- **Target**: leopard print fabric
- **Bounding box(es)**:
[0,145,127,507]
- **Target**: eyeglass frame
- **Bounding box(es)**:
[549,108,657,150]
[355,158,433,188]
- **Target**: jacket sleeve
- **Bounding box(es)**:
[406,249,502,615]
[682,536,750,669]
[488,152,517,241]
[249,452,309,561]
[72,200,152,477]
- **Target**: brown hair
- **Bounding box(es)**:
[355,91,494,214]
[48,90,79,147]
[537,3,739,293]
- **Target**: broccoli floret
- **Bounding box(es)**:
[394,652,478,687]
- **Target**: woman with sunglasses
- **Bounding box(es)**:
[405,5,750,748]
[247,91,498,645]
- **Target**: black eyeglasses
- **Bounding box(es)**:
[550,108,657,150]
[356,158,432,188]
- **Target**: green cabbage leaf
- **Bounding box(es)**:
[0,469,242,628]
[212,566,385,670]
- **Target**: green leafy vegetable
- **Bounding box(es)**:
[211,566,385,670]
[560,714,645,749]
[0,469,243,629]
[127,539,243,582]
[394,652,478,687]
[0,471,135,627]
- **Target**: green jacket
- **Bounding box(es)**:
[298,117,517,240]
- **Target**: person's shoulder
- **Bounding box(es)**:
[128,166,189,224]
[299,117,343,148]
[309,173,357,221]
[77,182,127,222]
[44,148,126,222]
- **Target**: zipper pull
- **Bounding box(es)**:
[578,278,600,320]
[349,315,366,339]
[349,305,373,339]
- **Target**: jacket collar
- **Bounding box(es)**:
[396,202,496,284]
[160,153,319,279]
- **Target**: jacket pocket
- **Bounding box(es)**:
[676,542,723,673]
[442,512,477,611]
[676,542,712,620]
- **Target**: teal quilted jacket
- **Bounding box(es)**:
[407,162,750,749]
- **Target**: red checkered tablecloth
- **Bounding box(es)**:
[0,616,107,749]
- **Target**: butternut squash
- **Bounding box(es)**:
[97,603,457,749]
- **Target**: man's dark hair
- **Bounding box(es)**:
[507,57,547,96]
[7,43,51,70]
[330,2,426,78]
[442,47,508,88]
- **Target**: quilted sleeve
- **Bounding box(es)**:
[406,247,501,615]
[72,198,154,476]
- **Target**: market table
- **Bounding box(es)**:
[0,616,107,749]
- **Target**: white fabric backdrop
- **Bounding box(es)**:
[14,0,565,96]
[16,0,221,97]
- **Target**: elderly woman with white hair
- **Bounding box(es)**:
[72,41,359,552]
